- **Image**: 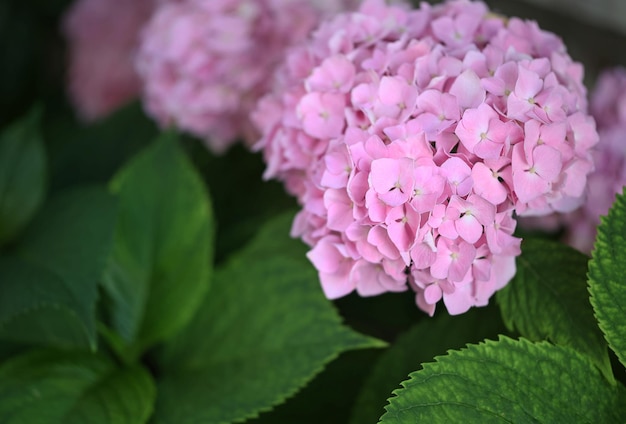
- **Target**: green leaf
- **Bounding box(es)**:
[154,212,385,424]
[350,304,507,424]
[0,186,117,349]
[589,189,626,369]
[102,132,214,355]
[0,107,46,245]
[0,349,155,424]
[496,238,612,381]
[380,337,626,423]
[249,349,383,424]
[64,364,155,424]
[0,258,95,348]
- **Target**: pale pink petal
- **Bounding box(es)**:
[455,214,482,244]
[449,69,485,110]
[424,283,443,305]
[298,92,346,139]
[448,241,476,282]
[443,282,474,315]
[370,157,414,206]
[306,54,356,93]
[367,225,401,260]
[471,162,508,205]
[533,144,562,181]
[307,237,345,274]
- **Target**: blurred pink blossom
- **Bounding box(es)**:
[63,0,161,121]
[254,0,597,315]
[136,0,347,154]
[562,68,626,252]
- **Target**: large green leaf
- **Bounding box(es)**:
[0,186,117,349]
[0,258,94,348]
[154,212,385,424]
[380,337,626,423]
[0,349,155,423]
[19,186,117,307]
[350,304,507,424]
[589,189,626,369]
[248,349,383,424]
[102,132,214,355]
[496,238,612,380]
[0,107,46,245]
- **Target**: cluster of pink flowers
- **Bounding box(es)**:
[254,0,598,315]
[559,68,626,252]
[135,0,343,153]
[63,0,161,121]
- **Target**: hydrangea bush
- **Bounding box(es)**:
[254,0,598,315]
[1,0,626,423]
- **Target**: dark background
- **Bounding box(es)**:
[2,0,625,128]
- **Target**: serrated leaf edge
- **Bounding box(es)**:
[588,190,626,370]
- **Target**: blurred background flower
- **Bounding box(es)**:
[62,0,162,121]
[135,0,352,153]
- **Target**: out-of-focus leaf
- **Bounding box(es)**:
[0,186,117,349]
[0,107,46,245]
[102,132,214,356]
[0,349,155,424]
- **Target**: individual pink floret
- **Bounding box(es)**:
[62,0,161,121]
[136,0,346,154]
[254,0,597,315]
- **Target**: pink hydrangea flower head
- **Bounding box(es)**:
[63,0,161,121]
[556,67,626,253]
[136,0,346,154]
[254,0,596,315]
[590,67,626,128]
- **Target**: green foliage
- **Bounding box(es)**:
[3,4,626,421]
[0,258,94,349]
[589,189,626,369]
[0,108,46,245]
[154,213,385,424]
[350,304,507,424]
[380,336,626,423]
[0,349,155,424]
[187,142,297,264]
[0,186,117,349]
[496,238,612,380]
[248,349,384,424]
[102,132,214,357]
